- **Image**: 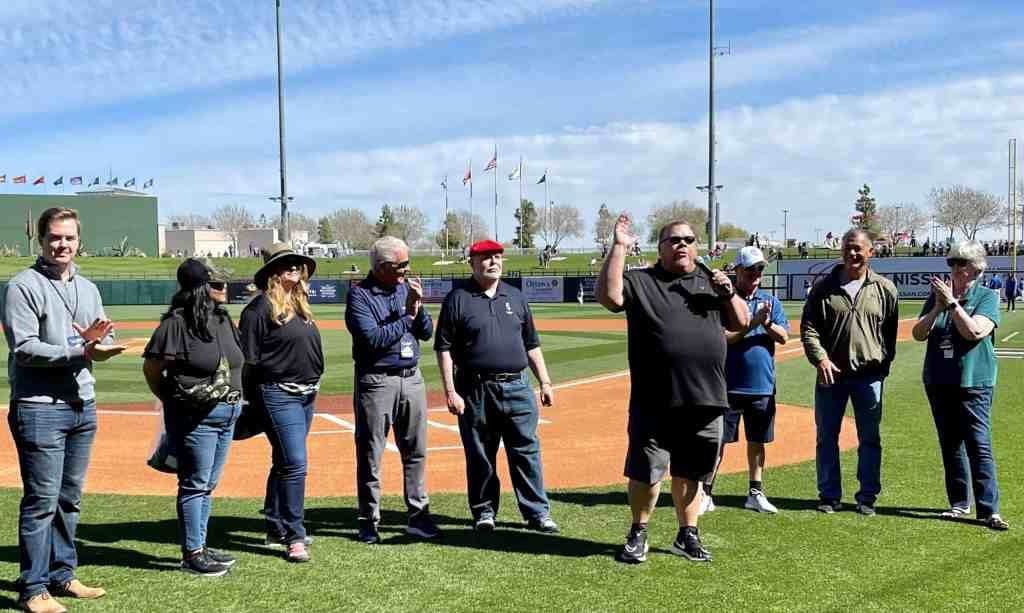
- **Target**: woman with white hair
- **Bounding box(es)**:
[912,241,1009,531]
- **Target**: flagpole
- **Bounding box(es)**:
[518,156,524,253]
[493,144,499,242]
[544,168,550,246]
[469,159,474,244]
[443,175,450,261]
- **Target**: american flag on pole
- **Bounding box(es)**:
[483,154,496,172]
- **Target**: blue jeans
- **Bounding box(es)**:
[925,385,1001,517]
[261,385,315,544]
[169,401,240,555]
[455,374,550,521]
[814,375,884,505]
[8,400,97,600]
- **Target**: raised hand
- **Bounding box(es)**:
[930,276,954,308]
[613,214,637,248]
[405,276,424,315]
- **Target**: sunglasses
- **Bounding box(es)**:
[946,258,970,268]
[386,260,411,270]
[659,235,697,247]
[208,281,227,290]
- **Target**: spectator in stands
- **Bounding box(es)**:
[911,241,1009,531]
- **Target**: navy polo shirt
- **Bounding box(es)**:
[434,279,540,373]
[345,273,433,371]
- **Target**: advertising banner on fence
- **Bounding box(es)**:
[421,278,453,303]
[307,279,347,303]
[522,276,563,303]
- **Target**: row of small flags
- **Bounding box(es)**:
[0,175,154,189]
[454,151,547,187]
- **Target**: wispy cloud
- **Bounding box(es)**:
[0,0,608,121]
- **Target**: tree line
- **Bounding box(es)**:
[167,199,751,252]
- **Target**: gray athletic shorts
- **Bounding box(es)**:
[623,406,723,483]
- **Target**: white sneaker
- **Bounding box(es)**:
[744,490,778,514]
[698,492,715,516]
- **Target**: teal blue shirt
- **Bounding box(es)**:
[921,282,999,388]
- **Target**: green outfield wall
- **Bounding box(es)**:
[0,192,158,257]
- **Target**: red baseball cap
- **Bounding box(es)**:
[469,239,504,257]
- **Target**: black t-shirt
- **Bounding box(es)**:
[143,309,244,392]
[239,294,324,384]
[434,280,540,373]
[622,263,729,412]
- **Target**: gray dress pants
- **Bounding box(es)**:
[354,369,430,522]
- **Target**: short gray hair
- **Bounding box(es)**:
[947,240,988,272]
[369,236,409,269]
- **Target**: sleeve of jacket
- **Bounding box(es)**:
[412,305,433,342]
[4,282,87,367]
[800,284,828,366]
[344,285,413,350]
[881,281,899,371]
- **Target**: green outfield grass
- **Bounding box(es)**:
[0,251,645,279]
[1,306,1022,611]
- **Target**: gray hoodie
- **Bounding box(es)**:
[4,257,111,403]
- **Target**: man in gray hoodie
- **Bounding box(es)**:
[4,207,126,613]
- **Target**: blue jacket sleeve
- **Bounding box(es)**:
[344,285,413,351]
[412,306,433,342]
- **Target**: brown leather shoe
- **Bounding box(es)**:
[19,592,67,613]
[50,579,107,600]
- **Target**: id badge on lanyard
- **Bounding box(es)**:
[400,335,415,359]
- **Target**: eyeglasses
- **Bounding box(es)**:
[659,235,697,247]
[208,281,227,290]
[946,258,970,268]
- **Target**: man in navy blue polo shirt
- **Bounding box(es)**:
[701,246,789,515]
[345,236,439,544]
[434,239,559,534]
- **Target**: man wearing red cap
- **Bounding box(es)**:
[434,239,559,533]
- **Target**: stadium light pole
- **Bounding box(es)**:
[697,184,723,245]
[705,0,730,252]
[275,0,290,243]
[782,209,789,248]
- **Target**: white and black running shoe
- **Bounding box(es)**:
[616,528,649,564]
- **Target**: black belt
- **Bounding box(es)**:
[362,367,419,378]
[463,371,523,383]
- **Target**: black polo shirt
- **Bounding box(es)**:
[622,263,729,413]
[434,279,540,373]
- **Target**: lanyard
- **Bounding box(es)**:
[47,276,79,322]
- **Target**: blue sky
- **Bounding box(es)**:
[1,0,1023,246]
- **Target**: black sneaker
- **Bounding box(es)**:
[670,527,712,563]
[203,547,236,567]
[181,551,230,577]
[616,527,648,564]
[407,514,441,539]
[357,519,381,544]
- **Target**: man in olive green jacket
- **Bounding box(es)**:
[800,229,899,516]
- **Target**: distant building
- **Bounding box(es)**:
[0,188,159,256]
[163,228,234,257]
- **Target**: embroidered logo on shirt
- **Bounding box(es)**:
[505,302,514,315]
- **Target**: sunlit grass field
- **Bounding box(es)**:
[0,302,1022,611]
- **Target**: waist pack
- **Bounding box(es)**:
[170,356,239,411]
